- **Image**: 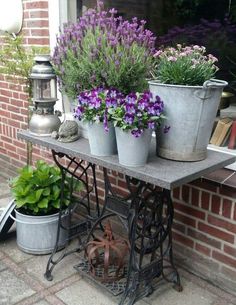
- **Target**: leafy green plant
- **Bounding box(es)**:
[152,44,219,86]
[53,2,156,98]
[10,160,82,216]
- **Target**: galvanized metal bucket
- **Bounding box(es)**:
[148,79,228,161]
[87,122,117,156]
[14,209,68,255]
[115,128,152,167]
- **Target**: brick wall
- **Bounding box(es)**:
[0,0,50,168]
[0,0,235,296]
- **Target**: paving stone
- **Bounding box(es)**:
[33,301,50,305]
[21,253,79,287]
[0,196,12,208]
[0,269,35,305]
[56,279,148,305]
[0,183,11,200]
[0,237,34,263]
[0,259,7,272]
[144,277,217,305]
[56,280,117,305]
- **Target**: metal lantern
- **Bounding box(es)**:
[29,55,61,136]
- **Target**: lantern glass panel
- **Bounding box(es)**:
[33,79,57,100]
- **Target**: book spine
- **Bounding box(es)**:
[228,121,236,149]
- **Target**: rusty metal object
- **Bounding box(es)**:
[85,221,130,283]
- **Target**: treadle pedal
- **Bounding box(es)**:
[69,220,91,238]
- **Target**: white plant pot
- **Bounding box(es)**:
[115,128,152,167]
[87,122,117,156]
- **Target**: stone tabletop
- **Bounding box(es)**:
[18,130,236,190]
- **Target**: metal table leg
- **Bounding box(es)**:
[44,150,100,281]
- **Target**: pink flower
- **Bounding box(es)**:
[167,56,177,62]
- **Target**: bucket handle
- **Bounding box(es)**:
[203,79,228,89]
[9,211,68,225]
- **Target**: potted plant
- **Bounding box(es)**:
[111,91,165,167]
[149,44,228,161]
[74,87,123,156]
[10,160,82,254]
[52,2,156,137]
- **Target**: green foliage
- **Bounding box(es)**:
[0,33,49,95]
[54,28,154,98]
[153,45,218,86]
[10,160,83,216]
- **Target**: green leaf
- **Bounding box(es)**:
[38,198,49,209]
[43,187,51,196]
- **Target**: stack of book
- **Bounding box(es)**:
[210,104,236,149]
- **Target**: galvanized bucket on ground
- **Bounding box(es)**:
[14,209,68,255]
[87,122,117,156]
[115,128,152,167]
[148,79,228,161]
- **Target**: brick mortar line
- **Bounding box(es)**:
[186,183,236,202]
[173,197,236,225]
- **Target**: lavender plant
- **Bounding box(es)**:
[52,2,156,98]
[153,45,219,86]
[110,91,165,137]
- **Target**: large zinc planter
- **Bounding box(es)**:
[87,122,117,156]
[14,209,69,255]
[149,79,228,161]
[115,128,152,167]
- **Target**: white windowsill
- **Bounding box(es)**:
[207,144,236,171]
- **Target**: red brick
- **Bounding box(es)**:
[13,140,26,149]
[7,105,20,112]
[222,199,232,219]
[23,11,30,19]
[11,113,24,121]
[175,211,196,227]
[12,92,19,99]
[26,20,49,28]
[27,37,50,45]
[224,245,236,257]
[1,136,12,144]
[9,83,22,91]
[173,187,180,199]
[195,243,211,256]
[218,185,236,199]
[211,195,221,214]
[190,179,218,192]
[0,81,9,88]
[191,188,199,206]
[234,203,236,220]
[117,179,127,189]
[172,231,194,248]
[182,185,190,203]
[0,96,10,103]
[8,151,19,160]
[198,222,234,243]
[30,10,48,19]
[173,222,185,233]
[31,29,49,37]
[187,228,221,249]
[10,99,24,108]
[4,143,16,152]
[0,110,10,118]
[19,93,29,100]
[0,89,12,98]
[174,201,205,220]
[212,251,236,268]
[7,119,21,128]
[201,191,210,210]
[25,1,48,9]
[208,215,236,234]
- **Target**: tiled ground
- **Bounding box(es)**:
[0,160,236,305]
